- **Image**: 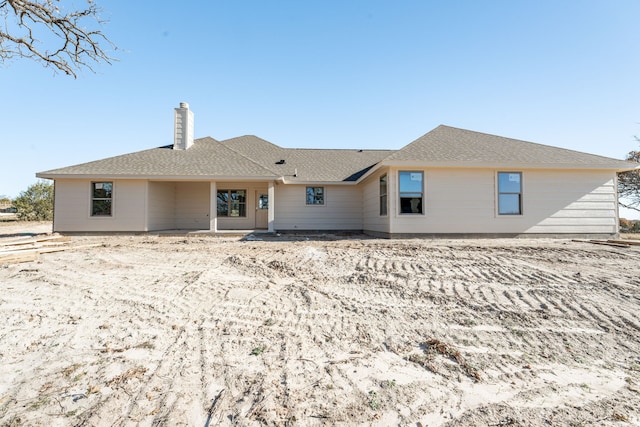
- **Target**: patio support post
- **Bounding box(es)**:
[268,181,275,232]
[209,181,218,232]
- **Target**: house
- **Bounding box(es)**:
[37,103,638,237]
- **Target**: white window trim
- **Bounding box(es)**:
[379,174,388,217]
[89,181,114,219]
[496,171,524,217]
[217,189,248,218]
[397,170,425,216]
[305,186,326,206]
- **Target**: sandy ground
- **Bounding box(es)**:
[1,223,640,426]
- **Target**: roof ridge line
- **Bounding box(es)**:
[217,139,282,176]
[282,148,394,152]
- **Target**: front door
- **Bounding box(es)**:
[255,190,268,229]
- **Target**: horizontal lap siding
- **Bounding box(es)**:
[53,179,147,232]
[391,168,495,234]
[148,182,175,230]
[362,170,390,233]
[175,182,210,230]
[388,168,618,235]
[275,185,363,230]
[524,170,616,234]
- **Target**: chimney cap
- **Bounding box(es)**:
[179,102,189,109]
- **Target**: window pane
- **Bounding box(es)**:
[306,187,324,205]
[230,200,241,216]
[217,190,247,217]
[216,191,228,216]
[400,197,422,214]
[92,199,112,216]
[91,182,113,217]
[380,195,387,216]
[498,173,521,193]
[499,194,521,215]
[234,190,246,202]
[379,175,387,196]
[380,174,387,216]
[258,195,268,209]
[217,201,228,217]
[399,172,423,193]
[92,182,112,198]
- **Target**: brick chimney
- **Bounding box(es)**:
[173,102,194,150]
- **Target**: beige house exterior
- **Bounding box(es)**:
[37,103,637,237]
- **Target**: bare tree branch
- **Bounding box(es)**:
[618,136,640,212]
[0,0,116,78]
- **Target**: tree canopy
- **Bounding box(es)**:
[0,0,115,77]
[619,137,640,212]
[13,181,53,221]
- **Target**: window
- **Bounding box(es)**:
[306,187,324,205]
[258,194,268,210]
[379,174,388,216]
[217,190,247,217]
[399,171,423,214]
[91,182,113,216]
[498,172,522,215]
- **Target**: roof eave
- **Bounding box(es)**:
[280,178,358,185]
[36,173,280,181]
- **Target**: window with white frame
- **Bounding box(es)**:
[497,172,522,215]
[91,182,113,216]
[379,174,388,216]
[306,187,324,205]
[217,190,247,217]
[399,171,423,214]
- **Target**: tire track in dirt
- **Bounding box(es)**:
[2,236,640,426]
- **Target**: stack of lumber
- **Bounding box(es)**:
[572,239,640,249]
[0,234,73,264]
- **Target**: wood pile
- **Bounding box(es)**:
[572,239,640,249]
[0,234,74,264]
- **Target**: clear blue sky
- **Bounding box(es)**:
[2,1,639,218]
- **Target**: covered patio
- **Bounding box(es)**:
[147,180,275,232]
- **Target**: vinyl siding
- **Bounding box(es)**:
[175,182,210,229]
[274,185,362,230]
[147,181,175,230]
[53,179,147,232]
[146,182,211,230]
[362,169,390,233]
[52,168,619,236]
[523,170,617,234]
[388,168,618,235]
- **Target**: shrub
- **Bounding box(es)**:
[13,181,53,221]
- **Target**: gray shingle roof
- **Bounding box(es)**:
[37,125,636,181]
[37,135,392,181]
[220,136,391,182]
[38,138,279,178]
[385,125,633,168]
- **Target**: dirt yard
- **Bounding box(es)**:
[1,223,640,426]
